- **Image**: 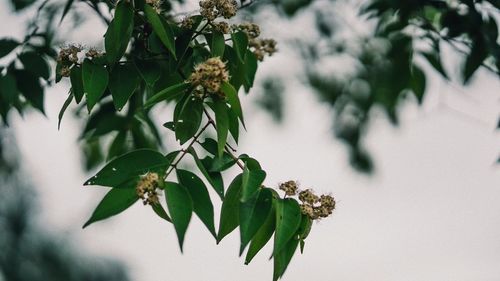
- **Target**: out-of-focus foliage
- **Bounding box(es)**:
[0,129,130,281]
[246,0,500,172]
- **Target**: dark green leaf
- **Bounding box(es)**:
[188,147,225,198]
[19,51,50,80]
[208,153,237,172]
[177,169,217,238]
[239,188,273,255]
[243,50,258,92]
[231,31,248,63]
[84,149,170,187]
[107,131,128,161]
[206,31,225,57]
[221,81,245,127]
[58,91,73,130]
[70,65,84,103]
[0,73,18,103]
[410,65,426,104]
[144,4,176,58]
[109,64,140,110]
[298,215,312,254]
[245,201,276,264]
[144,82,190,108]
[134,59,161,87]
[274,198,302,255]
[0,39,19,59]
[227,107,240,143]
[151,202,172,222]
[463,38,487,84]
[164,182,193,252]
[273,235,299,281]
[241,166,266,202]
[200,138,218,155]
[211,100,229,157]
[83,188,138,228]
[163,121,175,131]
[217,174,242,243]
[105,1,134,64]
[82,59,109,112]
[175,96,203,144]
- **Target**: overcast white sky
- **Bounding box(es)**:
[2,1,500,281]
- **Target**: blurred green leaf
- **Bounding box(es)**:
[0,38,19,58]
[231,31,248,63]
[410,65,426,104]
[58,91,73,130]
[18,51,50,80]
[144,82,190,108]
[206,31,225,57]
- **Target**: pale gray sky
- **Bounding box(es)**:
[2,1,500,281]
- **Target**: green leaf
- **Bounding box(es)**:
[18,51,50,80]
[208,153,237,172]
[421,51,448,79]
[144,4,176,58]
[12,69,44,113]
[58,91,73,130]
[188,147,225,199]
[243,50,258,92]
[70,66,84,103]
[239,188,273,255]
[410,65,426,104]
[200,138,218,155]
[144,82,190,108]
[206,31,225,57]
[82,59,109,112]
[245,201,276,264]
[217,174,242,243]
[241,166,266,202]
[134,59,161,87]
[221,81,245,127]
[0,39,19,59]
[84,149,170,187]
[175,96,203,144]
[105,1,134,64]
[83,188,138,228]
[164,182,193,252]
[463,38,487,84]
[273,235,299,281]
[109,64,140,110]
[211,100,229,157]
[231,31,248,63]
[107,131,128,161]
[273,198,302,255]
[0,73,18,103]
[227,107,240,143]
[177,169,217,238]
[151,202,172,222]
[298,215,312,254]
[60,0,75,23]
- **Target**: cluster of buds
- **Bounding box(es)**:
[57,44,82,65]
[57,45,103,77]
[146,0,163,13]
[235,22,260,39]
[278,180,335,220]
[211,21,231,34]
[180,16,195,29]
[249,38,277,61]
[188,57,229,93]
[279,180,298,196]
[136,172,161,205]
[199,0,238,21]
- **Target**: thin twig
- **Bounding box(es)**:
[164,120,213,180]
